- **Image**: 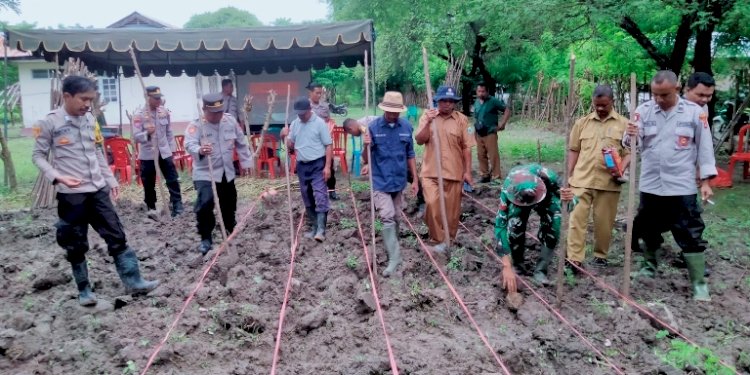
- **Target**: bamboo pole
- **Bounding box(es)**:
[421,47,451,249]
[282,84,295,253]
[128,48,169,217]
[555,53,576,306]
[364,50,378,279]
[622,73,638,298]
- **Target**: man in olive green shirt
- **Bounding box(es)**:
[473,82,510,183]
[566,85,630,268]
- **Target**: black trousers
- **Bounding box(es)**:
[140,155,181,210]
[194,175,237,241]
[631,192,707,254]
[55,188,127,264]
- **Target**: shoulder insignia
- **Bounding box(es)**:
[699,112,708,129]
[32,125,42,138]
[188,126,197,135]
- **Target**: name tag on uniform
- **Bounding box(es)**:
[676,122,693,128]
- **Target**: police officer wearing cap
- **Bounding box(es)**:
[185,93,254,254]
[32,76,159,306]
[493,164,574,293]
[133,86,183,217]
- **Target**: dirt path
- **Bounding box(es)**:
[0,180,749,374]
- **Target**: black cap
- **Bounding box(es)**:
[146,86,163,98]
[293,97,311,114]
[202,93,224,113]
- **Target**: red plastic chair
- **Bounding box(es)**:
[728,124,750,182]
[134,142,142,185]
[173,135,192,173]
[331,126,348,175]
[250,134,279,178]
[104,138,135,184]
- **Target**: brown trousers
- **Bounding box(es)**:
[421,177,462,243]
[566,187,621,262]
[475,132,502,180]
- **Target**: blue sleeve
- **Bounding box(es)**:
[406,124,416,159]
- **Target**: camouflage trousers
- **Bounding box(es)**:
[502,198,561,264]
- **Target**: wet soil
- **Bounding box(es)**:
[0,182,748,375]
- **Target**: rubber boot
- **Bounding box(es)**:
[683,253,711,302]
[632,247,657,278]
[314,212,327,242]
[113,248,160,294]
[171,200,184,217]
[199,239,212,255]
[382,223,402,277]
[71,261,97,306]
[304,207,317,239]
[532,245,554,286]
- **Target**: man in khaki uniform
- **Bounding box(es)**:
[567,85,630,268]
[32,76,158,306]
[185,93,254,254]
[132,86,183,217]
[415,86,475,252]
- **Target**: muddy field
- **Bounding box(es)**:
[1,179,749,375]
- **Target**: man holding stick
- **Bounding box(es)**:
[359,92,419,276]
[282,97,333,242]
[415,86,474,252]
[494,164,575,290]
[132,86,183,218]
[624,70,716,302]
[566,85,630,269]
[185,93,254,255]
[32,76,159,306]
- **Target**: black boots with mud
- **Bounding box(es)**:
[70,261,97,306]
[314,212,327,242]
[113,248,160,294]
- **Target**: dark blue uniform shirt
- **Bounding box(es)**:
[368,117,415,193]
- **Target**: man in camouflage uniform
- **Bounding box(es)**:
[132,86,183,217]
[494,164,574,292]
[32,76,158,306]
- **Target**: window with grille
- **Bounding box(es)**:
[100,77,118,103]
[31,69,54,79]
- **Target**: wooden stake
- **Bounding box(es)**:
[282,85,295,252]
[622,73,638,298]
[537,139,542,163]
[364,50,378,280]
[555,53,576,306]
[421,47,451,249]
[128,48,169,217]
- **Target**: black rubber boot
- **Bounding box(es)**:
[329,191,339,201]
[314,212,328,242]
[304,207,317,239]
[171,200,184,217]
[199,239,212,255]
[113,248,160,294]
[71,261,97,306]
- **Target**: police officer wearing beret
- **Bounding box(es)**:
[32,76,159,306]
[184,93,254,254]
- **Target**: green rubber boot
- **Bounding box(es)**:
[683,253,711,302]
[632,247,657,278]
[382,223,402,277]
[532,245,554,286]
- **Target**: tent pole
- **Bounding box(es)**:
[118,66,123,136]
[3,31,9,186]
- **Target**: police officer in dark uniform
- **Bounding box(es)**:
[32,76,159,306]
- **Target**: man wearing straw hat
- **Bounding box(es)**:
[185,93,254,255]
[415,85,475,252]
[359,91,419,276]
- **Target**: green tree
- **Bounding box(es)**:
[271,18,293,26]
[0,0,19,14]
[184,7,263,28]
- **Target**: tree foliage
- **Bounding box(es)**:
[184,7,263,28]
